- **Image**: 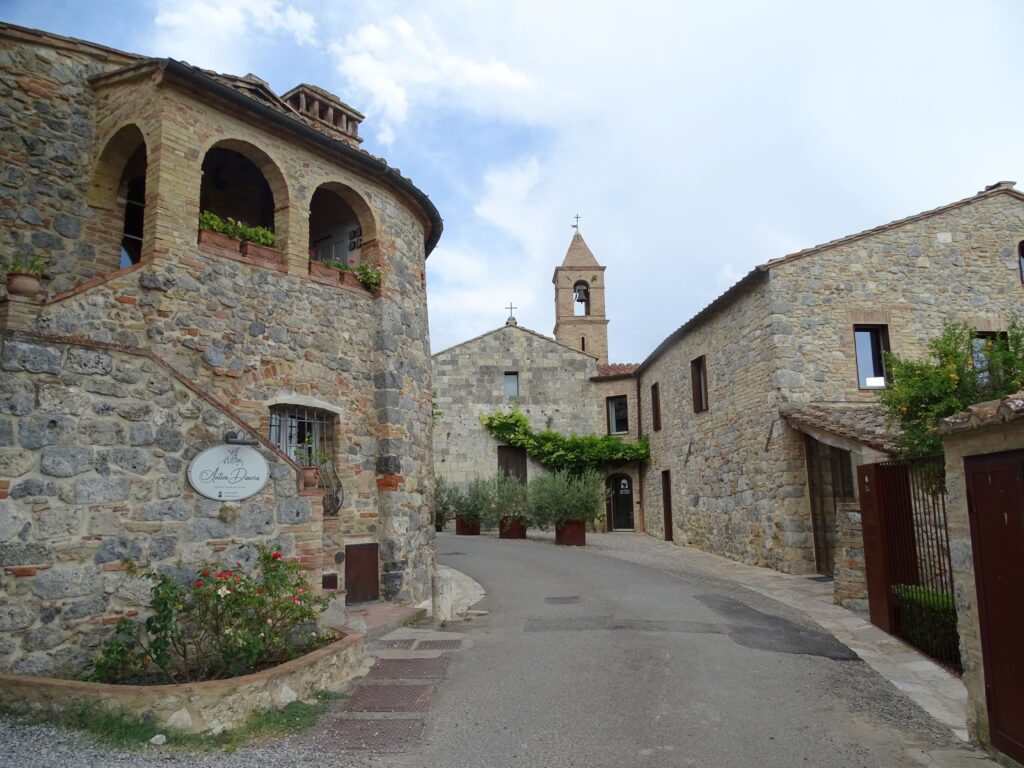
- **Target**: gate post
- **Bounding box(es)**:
[858,463,895,633]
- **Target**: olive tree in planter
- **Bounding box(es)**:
[480,473,529,539]
[454,477,491,535]
[433,475,460,532]
[528,470,604,546]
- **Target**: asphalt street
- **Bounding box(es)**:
[384,532,963,768]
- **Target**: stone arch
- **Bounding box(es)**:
[307,181,379,266]
[86,123,149,272]
[199,138,290,245]
[573,280,591,316]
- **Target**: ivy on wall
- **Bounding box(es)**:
[479,409,649,475]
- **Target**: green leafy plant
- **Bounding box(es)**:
[433,475,461,530]
[354,263,383,292]
[891,584,959,667]
[198,210,276,247]
[5,253,46,277]
[481,472,529,528]
[527,469,605,528]
[480,409,649,474]
[452,476,492,526]
[87,547,330,684]
[296,433,332,468]
[880,318,1024,456]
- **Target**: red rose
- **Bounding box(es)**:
[272,552,282,559]
[195,581,203,587]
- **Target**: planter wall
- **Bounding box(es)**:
[498,518,527,539]
[455,516,480,535]
[555,520,586,546]
[197,229,241,253]
[241,241,284,265]
[0,633,364,735]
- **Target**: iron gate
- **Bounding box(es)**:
[858,457,961,672]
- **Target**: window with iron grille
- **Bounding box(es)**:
[268,405,335,466]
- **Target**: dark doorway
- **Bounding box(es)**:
[344,543,380,605]
[661,470,673,542]
[804,436,856,576]
[606,474,634,530]
[965,450,1024,764]
[497,445,527,483]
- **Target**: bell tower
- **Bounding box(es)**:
[552,231,609,364]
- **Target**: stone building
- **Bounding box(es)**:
[0,23,441,675]
[635,183,1024,577]
[432,233,643,530]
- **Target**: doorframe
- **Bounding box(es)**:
[606,473,635,531]
[661,469,673,542]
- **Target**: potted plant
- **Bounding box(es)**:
[528,469,604,546]
[296,434,331,489]
[433,475,460,532]
[5,253,46,297]
[481,473,529,539]
[453,477,490,535]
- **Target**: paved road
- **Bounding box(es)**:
[382,532,977,768]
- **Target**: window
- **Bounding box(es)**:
[309,185,365,266]
[573,281,590,316]
[854,325,890,389]
[973,331,1009,385]
[268,405,334,466]
[607,395,629,434]
[830,447,856,502]
[691,355,708,412]
[504,371,519,397]
[119,175,145,269]
[1019,241,1024,283]
[651,382,661,431]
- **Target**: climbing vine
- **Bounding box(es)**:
[479,409,649,475]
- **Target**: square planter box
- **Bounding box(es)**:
[241,241,283,264]
[197,229,241,252]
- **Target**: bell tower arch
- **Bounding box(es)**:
[553,231,609,364]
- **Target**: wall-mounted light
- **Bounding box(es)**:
[223,429,258,446]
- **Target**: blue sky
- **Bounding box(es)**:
[4,1,1024,361]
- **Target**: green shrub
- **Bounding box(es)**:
[891,584,960,666]
[5,252,46,277]
[453,477,493,526]
[528,469,605,528]
[199,210,276,247]
[480,473,529,528]
[87,547,330,684]
[433,475,461,530]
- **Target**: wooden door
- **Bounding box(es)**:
[497,445,527,483]
[661,470,673,542]
[345,543,380,605]
[607,474,634,530]
[965,450,1024,764]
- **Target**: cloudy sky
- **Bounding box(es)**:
[5,1,1023,361]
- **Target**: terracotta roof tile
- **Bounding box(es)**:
[780,402,899,454]
[938,390,1024,434]
[595,363,639,378]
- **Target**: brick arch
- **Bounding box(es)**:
[87,123,147,211]
[307,181,380,269]
[310,181,378,243]
[199,138,291,246]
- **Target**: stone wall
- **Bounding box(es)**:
[941,413,1024,767]
[432,325,599,486]
[637,189,1024,574]
[0,632,365,734]
[833,501,867,610]
[1,24,439,636]
[0,334,317,676]
[591,376,642,531]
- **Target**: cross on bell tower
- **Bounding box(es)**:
[552,227,608,364]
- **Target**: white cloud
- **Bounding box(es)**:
[151,0,315,73]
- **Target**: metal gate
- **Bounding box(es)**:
[858,457,961,672]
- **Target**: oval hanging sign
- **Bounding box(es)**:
[187,445,270,501]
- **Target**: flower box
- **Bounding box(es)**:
[555,520,586,546]
[241,241,284,264]
[197,229,241,253]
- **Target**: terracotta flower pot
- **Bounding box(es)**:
[301,466,320,489]
[555,520,586,546]
[197,229,241,253]
[6,273,40,297]
[455,516,480,536]
[241,241,283,264]
[498,517,527,539]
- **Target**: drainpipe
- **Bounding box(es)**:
[636,375,645,533]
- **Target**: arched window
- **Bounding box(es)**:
[88,124,148,273]
[200,147,275,232]
[308,183,375,267]
[573,280,590,316]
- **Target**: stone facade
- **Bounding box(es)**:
[638,186,1024,574]
[940,393,1024,768]
[0,23,441,674]
[432,321,600,485]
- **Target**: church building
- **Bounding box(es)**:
[432,232,643,531]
